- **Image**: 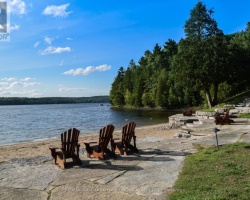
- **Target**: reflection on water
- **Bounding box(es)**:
[0,103,178,146]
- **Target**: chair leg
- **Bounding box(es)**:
[56,155,65,169]
[50,149,57,164]
[84,144,92,158]
[115,145,125,155]
[73,155,82,164]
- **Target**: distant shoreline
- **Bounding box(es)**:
[0,96,110,105]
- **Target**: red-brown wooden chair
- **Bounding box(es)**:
[49,128,81,169]
[114,122,138,156]
[183,108,192,116]
[214,109,234,125]
[83,124,116,160]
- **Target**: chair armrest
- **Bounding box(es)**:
[49,145,60,158]
[83,140,98,144]
[49,145,59,150]
[113,137,122,141]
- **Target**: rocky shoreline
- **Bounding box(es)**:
[0,117,250,200]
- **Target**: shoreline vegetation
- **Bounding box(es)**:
[0,96,187,112]
[0,96,110,105]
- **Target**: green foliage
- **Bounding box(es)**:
[110,1,250,109]
[168,87,180,108]
[110,67,125,106]
[0,96,110,105]
[142,92,154,108]
[217,82,232,102]
[124,89,134,106]
[238,113,250,118]
[155,69,169,108]
[173,1,228,108]
[169,143,250,200]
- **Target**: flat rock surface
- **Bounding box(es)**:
[0,118,249,200]
[0,187,48,200]
[0,163,62,190]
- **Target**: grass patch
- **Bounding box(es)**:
[238,113,250,119]
[169,143,250,200]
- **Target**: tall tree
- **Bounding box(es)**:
[109,67,125,106]
[227,23,250,94]
[123,60,137,106]
[133,66,144,107]
[123,60,136,93]
[162,39,178,69]
[155,69,168,108]
[173,1,227,108]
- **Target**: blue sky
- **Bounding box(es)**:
[0,0,250,97]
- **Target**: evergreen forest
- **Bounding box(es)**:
[110,1,250,109]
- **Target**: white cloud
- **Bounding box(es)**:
[8,81,40,89]
[9,24,20,32]
[23,82,40,87]
[33,41,40,48]
[0,77,42,97]
[59,87,90,92]
[0,78,40,90]
[63,64,111,76]
[42,3,72,18]
[1,77,17,81]
[44,37,53,45]
[40,46,71,55]
[0,90,38,96]
[66,37,73,41]
[96,64,112,71]
[10,0,27,15]
[20,77,35,81]
[0,82,8,86]
[59,87,109,95]
[8,81,20,89]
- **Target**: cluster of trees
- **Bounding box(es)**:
[0,96,110,105]
[110,2,250,109]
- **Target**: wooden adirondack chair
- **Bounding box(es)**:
[49,128,81,169]
[114,122,138,156]
[214,109,234,125]
[183,108,192,116]
[83,124,116,160]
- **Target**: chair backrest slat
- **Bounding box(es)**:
[99,124,115,149]
[60,128,80,158]
[67,129,71,156]
[122,122,136,145]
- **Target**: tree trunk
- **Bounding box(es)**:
[205,89,213,108]
[213,83,218,106]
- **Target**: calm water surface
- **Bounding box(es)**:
[0,103,177,146]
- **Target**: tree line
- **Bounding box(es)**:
[110,1,250,109]
[0,96,110,105]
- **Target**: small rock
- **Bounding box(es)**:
[175,132,183,138]
[183,133,191,138]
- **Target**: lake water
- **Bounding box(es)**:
[0,103,177,146]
